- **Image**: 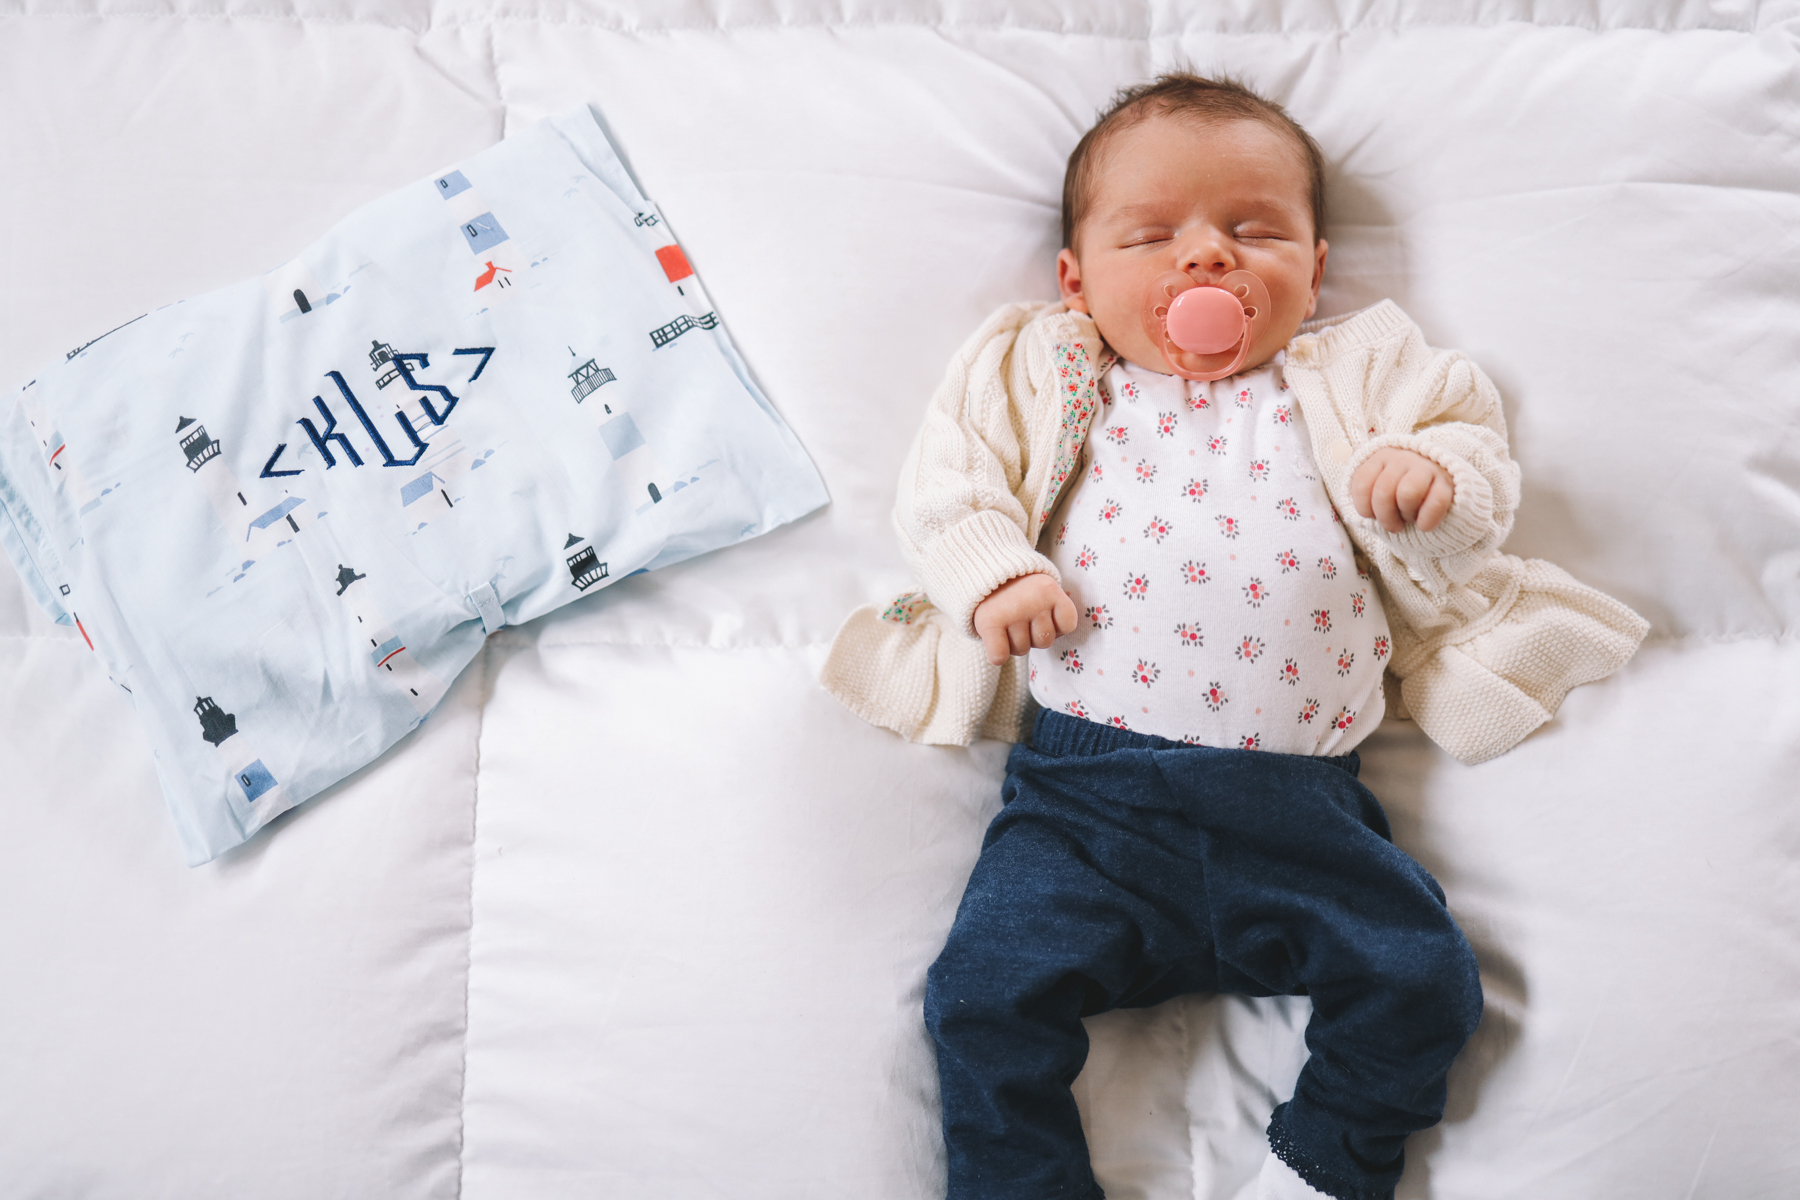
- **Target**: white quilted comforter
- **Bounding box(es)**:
[3,3,1797,1197]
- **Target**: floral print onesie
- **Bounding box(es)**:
[1027,355,1392,755]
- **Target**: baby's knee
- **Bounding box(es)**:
[924,936,1003,1038]
[1395,919,1484,1045]
[925,922,1083,1045]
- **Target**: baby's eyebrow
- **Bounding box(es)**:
[1097,196,1302,227]
[1098,202,1171,225]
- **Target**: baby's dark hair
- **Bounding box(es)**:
[1060,73,1327,251]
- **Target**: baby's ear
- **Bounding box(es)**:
[1057,248,1090,314]
[1307,238,1329,317]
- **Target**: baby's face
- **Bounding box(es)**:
[1058,114,1326,374]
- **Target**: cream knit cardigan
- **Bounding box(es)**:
[820,299,1648,764]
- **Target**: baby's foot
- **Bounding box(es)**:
[1255,1151,1332,1200]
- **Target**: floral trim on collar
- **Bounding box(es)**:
[880,590,930,625]
[1038,340,1113,529]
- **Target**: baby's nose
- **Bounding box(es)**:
[1178,232,1234,277]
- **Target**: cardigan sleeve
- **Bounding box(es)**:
[892,304,1060,638]
[1343,345,1521,587]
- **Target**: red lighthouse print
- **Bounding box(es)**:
[654,243,694,282]
[473,260,513,291]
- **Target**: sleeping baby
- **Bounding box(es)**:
[821,73,1646,1200]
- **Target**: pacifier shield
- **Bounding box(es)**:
[1166,286,1247,355]
[1141,269,1274,382]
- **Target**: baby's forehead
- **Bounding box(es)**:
[1115,112,1302,174]
[1086,115,1310,210]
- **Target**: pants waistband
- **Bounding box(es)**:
[1030,708,1361,777]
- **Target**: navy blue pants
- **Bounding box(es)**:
[924,710,1483,1200]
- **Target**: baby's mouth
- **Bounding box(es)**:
[1143,270,1271,381]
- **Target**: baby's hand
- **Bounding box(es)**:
[973,573,1079,666]
[1349,448,1455,534]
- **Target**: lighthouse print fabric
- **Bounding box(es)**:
[1029,357,1390,755]
[0,107,827,864]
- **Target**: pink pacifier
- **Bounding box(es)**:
[1142,270,1272,381]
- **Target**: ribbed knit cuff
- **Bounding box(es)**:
[1344,433,1494,561]
[918,508,1058,638]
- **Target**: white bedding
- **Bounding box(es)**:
[3,3,1798,1197]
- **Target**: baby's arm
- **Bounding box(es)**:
[1339,345,1520,580]
[890,303,1083,641]
[972,574,1078,666]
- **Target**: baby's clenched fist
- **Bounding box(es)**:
[1349,448,1455,534]
[973,573,1079,666]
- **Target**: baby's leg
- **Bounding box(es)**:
[924,735,1221,1200]
[1149,747,1484,1200]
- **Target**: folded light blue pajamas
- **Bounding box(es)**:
[0,107,827,864]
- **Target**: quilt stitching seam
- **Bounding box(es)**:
[498,636,836,649]
[452,639,494,1200]
[3,631,1796,647]
[0,10,1773,36]
[453,37,501,1198]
